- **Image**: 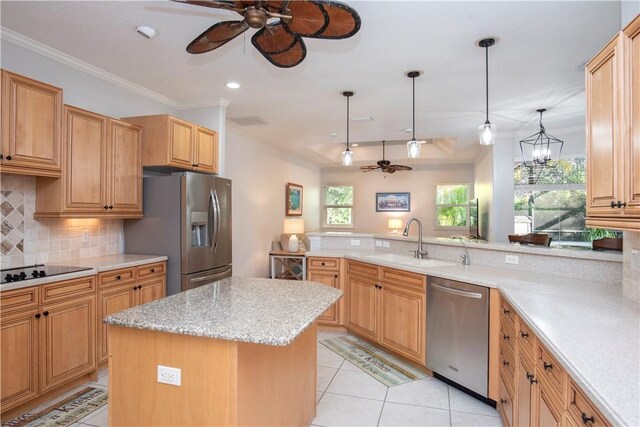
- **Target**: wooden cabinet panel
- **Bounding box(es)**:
[346,274,378,341]
[624,17,640,216]
[40,294,96,393]
[97,284,134,363]
[347,260,379,278]
[307,270,340,324]
[1,286,39,314]
[64,106,107,212]
[499,341,516,386]
[380,267,425,291]
[538,380,562,427]
[498,374,515,427]
[137,276,166,306]
[517,353,535,427]
[568,381,611,427]
[1,70,62,176]
[41,276,95,304]
[379,284,425,364]
[168,117,194,168]
[109,119,142,213]
[136,261,166,280]
[195,126,217,173]
[537,344,566,403]
[0,309,39,411]
[308,258,339,270]
[99,267,135,288]
[518,320,536,361]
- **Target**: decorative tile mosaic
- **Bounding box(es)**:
[0,175,123,269]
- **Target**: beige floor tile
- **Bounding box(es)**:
[339,359,362,372]
[317,366,339,392]
[325,368,388,401]
[378,402,451,427]
[313,392,384,427]
[79,405,109,427]
[448,387,500,417]
[386,377,450,410]
[450,410,504,427]
[317,346,345,369]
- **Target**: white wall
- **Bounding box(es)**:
[320,164,475,237]
[621,0,640,28]
[225,129,321,278]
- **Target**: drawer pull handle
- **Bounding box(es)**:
[5,155,11,160]
[116,275,121,280]
[133,286,137,290]
[137,285,142,290]
[543,362,553,370]
[520,331,529,338]
[321,262,325,266]
[526,373,537,384]
[35,313,41,319]
[43,311,49,317]
[503,308,510,314]
[150,268,155,273]
[335,274,338,278]
[581,413,595,426]
[500,399,507,404]
[502,360,509,367]
[503,334,510,340]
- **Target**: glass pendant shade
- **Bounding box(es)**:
[407,138,421,158]
[342,148,353,166]
[478,121,497,146]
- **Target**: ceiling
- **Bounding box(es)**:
[0,1,621,167]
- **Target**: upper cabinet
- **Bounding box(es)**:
[586,15,640,231]
[122,114,218,174]
[35,105,142,219]
[0,70,63,177]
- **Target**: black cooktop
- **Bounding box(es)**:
[1,265,93,284]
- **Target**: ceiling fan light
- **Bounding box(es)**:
[342,148,354,166]
[407,139,421,158]
[478,121,497,146]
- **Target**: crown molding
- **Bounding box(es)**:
[1,27,233,111]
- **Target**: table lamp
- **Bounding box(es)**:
[284,218,305,252]
[388,218,403,234]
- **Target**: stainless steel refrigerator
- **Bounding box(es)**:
[124,173,232,295]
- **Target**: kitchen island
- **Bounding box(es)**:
[104,277,342,426]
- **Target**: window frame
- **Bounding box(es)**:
[434,183,471,230]
[323,185,354,228]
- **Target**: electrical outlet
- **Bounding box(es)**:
[81,229,89,243]
[382,241,390,248]
[375,240,383,247]
[351,239,360,246]
[505,255,519,265]
[157,365,181,386]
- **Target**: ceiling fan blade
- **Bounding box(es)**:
[174,0,243,13]
[360,165,380,172]
[311,1,361,39]
[252,31,307,67]
[263,1,290,12]
[186,20,249,54]
[252,23,297,54]
[282,1,329,37]
[389,165,413,171]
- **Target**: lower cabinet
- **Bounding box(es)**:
[498,374,515,427]
[307,257,343,326]
[346,260,426,365]
[97,283,135,363]
[516,352,536,426]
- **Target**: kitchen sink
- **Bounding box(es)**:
[363,253,455,269]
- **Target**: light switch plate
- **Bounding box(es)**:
[81,229,89,243]
[375,240,382,247]
[505,255,519,265]
[157,365,181,386]
[382,241,390,248]
[351,239,360,246]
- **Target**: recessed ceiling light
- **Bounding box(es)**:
[351,143,359,147]
[136,26,157,39]
[329,132,338,137]
[226,82,240,89]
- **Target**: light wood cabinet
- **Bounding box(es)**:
[122,114,218,174]
[35,106,142,218]
[307,257,343,325]
[498,374,515,427]
[345,260,427,365]
[585,15,640,230]
[0,70,63,177]
[96,262,166,364]
[0,276,96,414]
[517,352,536,427]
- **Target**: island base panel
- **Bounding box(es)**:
[108,324,317,426]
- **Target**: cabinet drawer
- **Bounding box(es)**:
[499,298,517,330]
[0,286,39,314]
[41,276,95,304]
[381,267,425,291]
[517,319,536,360]
[499,341,516,385]
[99,268,135,288]
[498,374,515,427]
[308,257,339,270]
[499,317,516,354]
[347,260,379,279]
[568,381,611,427]
[537,343,566,402]
[136,262,165,279]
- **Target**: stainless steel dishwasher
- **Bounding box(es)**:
[426,276,489,398]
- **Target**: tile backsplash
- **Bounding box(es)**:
[623,231,640,303]
[1,175,123,269]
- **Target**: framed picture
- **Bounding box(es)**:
[376,192,410,212]
[286,183,303,216]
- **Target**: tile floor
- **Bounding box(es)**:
[23,331,503,427]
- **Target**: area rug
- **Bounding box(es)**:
[321,335,428,387]
[2,387,107,427]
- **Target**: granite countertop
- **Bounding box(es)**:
[104,277,343,346]
[0,254,167,292]
[305,249,639,426]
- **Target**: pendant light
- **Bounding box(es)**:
[341,91,354,166]
[478,38,497,145]
[406,71,422,158]
[519,109,564,168]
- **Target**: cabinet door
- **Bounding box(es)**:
[498,374,514,427]
[516,354,535,427]
[137,276,166,306]
[379,284,425,364]
[308,270,340,325]
[97,285,135,363]
[346,274,379,341]
[40,295,96,392]
[64,106,108,213]
[586,36,623,216]
[537,381,562,427]
[624,17,640,217]
[167,117,194,168]
[1,71,62,174]
[194,126,217,173]
[109,119,142,213]
[0,309,39,411]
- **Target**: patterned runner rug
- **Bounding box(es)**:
[2,387,107,427]
[321,335,428,387]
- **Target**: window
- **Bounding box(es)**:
[324,186,353,226]
[436,184,469,228]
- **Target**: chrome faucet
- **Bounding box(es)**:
[451,235,471,265]
[403,218,428,259]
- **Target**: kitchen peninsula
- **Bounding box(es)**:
[104,277,342,426]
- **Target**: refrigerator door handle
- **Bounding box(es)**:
[190,268,232,283]
[208,190,216,250]
[213,189,221,252]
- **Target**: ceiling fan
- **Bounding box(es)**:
[360,141,413,174]
[174,0,361,68]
